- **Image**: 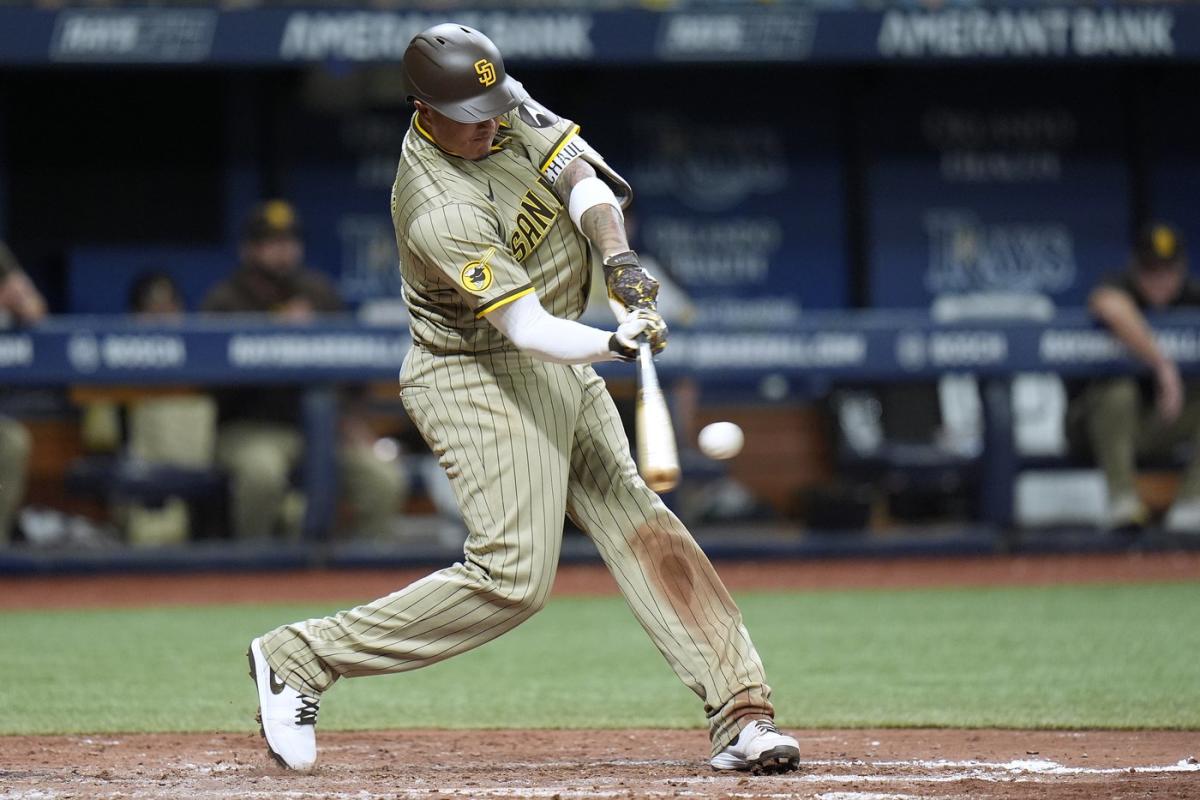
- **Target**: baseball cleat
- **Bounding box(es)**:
[247,637,319,770]
[710,719,800,774]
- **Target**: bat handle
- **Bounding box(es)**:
[637,342,660,390]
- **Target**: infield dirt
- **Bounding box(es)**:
[1,728,1196,799]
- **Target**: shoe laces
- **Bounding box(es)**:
[753,719,780,735]
[296,695,320,726]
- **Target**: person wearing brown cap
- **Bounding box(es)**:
[1067,222,1200,532]
[202,201,405,541]
[0,241,47,545]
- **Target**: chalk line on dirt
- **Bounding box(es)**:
[4,755,1198,800]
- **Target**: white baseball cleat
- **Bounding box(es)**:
[1164,497,1200,533]
[247,637,320,770]
[710,719,800,773]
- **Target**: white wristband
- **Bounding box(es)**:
[568,176,623,230]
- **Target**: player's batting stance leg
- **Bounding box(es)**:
[567,367,787,763]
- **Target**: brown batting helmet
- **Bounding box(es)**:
[402,24,529,124]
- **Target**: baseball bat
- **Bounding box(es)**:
[636,341,681,492]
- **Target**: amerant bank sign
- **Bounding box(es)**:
[879,7,1176,58]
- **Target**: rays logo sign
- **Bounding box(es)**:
[474,59,497,87]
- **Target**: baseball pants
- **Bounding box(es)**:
[261,346,775,753]
[216,420,406,540]
[0,416,30,544]
[1067,376,1200,503]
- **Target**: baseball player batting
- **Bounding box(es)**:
[247,23,800,775]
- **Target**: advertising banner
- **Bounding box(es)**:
[278,69,847,319]
[2,6,1200,66]
[278,103,405,304]
[864,76,1130,310]
[588,71,847,325]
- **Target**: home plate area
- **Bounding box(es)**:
[1,729,1196,799]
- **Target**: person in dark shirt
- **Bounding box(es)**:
[1067,222,1200,532]
[0,241,46,545]
[202,201,404,540]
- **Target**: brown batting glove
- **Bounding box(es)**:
[604,251,667,354]
[603,250,660,311]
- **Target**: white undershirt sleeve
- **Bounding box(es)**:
[485,292,615,365]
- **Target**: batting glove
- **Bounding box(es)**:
[603,250,661,312]
[609,308,668,361]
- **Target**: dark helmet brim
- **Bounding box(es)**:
[428,75,529,124]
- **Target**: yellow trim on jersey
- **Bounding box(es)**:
[412,112,438,147]
[539,125,582,173]
[475,285,535,318]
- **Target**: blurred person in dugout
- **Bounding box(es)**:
[202,200,405,539]
[81,272,217,545]
[1067,222,1200,533]
[0,241,47,545]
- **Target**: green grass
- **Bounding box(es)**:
[1,583,1197,734]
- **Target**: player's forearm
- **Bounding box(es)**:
[556,159,630,261]
[1090,288,1171,370]
[579,205,630,262]
[0,271,47,324]
[486,293,617,364]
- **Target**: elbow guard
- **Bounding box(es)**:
[568,176,623,230]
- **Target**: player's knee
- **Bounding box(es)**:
[513,588,549,616]
[463,560,553,616]
[0,422,31,467]
[622,513,694,554]
[1094,378,1139,417]
[230,447,291,493]
[345,458,406,512]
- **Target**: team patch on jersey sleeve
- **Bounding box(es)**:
[460,247,496,294]
[540,125,592,185]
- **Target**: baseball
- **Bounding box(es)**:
[698,422,744,460]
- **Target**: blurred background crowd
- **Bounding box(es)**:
[3,0,1200,560]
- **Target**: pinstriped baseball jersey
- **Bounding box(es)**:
[392,110,595,354]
